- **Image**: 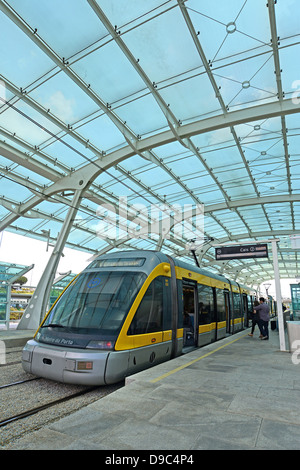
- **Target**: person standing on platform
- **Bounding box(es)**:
[248,300,261,337]
[254,297,270,340]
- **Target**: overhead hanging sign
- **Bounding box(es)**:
[215,243,268,260]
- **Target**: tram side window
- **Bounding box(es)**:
[247,295,253,315]
[233,292,241,318]
[163,278,172,331]
[177,280,183,329]
[198,284,213,324]
[216,288,226,323]
[128,277,164,335]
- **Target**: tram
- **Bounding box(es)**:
[22,250,256,385]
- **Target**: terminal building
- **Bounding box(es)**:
[0,0,299,451]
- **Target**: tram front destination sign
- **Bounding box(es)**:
[215,244,269,261]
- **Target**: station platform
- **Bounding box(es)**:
[3,325,300,451]
[0,326,35,348]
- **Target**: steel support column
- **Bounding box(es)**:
[272,240,286,351]
[17,189,84,330]
[4,284,11,330]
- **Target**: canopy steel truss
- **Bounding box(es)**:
[0,0,299,319]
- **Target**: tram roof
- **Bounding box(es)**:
[0,0,299,290]
[172,256,241,288]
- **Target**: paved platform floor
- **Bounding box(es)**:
[2,326,300,451]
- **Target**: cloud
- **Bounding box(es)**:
[46,90,76,124]
[0,80,6,101]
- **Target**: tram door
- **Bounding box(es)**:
[182,280,198,347]
[224,291,231,334]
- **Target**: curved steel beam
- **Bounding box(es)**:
[1,98,299,229]
[204,194,300,213]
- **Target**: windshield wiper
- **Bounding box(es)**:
[41,323,65,328]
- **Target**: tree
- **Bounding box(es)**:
[13,276,28,286]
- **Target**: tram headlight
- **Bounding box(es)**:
[22,349,33,362]
[86,340,115,350]
[22,343,34,362]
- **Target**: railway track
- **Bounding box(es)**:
[0,348,24,367]
[0,377,41,390]
[0,385,98,428]
[0,349,123,447]
[0,360,22,367]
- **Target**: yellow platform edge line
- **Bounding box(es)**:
[150,334,248,383]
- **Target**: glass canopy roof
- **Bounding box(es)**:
[0,261,32,284]
[0,0,299,288]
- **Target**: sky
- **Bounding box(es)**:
[0,230,296,301]
[0,230,90,286]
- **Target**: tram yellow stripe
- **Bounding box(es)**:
[150,334,248,383]
[115,263,171,350]
[198,324,211,333]
[198,322,226,333]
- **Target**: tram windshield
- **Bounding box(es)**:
[38,271,146,346]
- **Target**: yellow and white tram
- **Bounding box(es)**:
[22,250,256,385]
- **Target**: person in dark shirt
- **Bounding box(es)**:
[254,297,270,340]
[248,299,261,337]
